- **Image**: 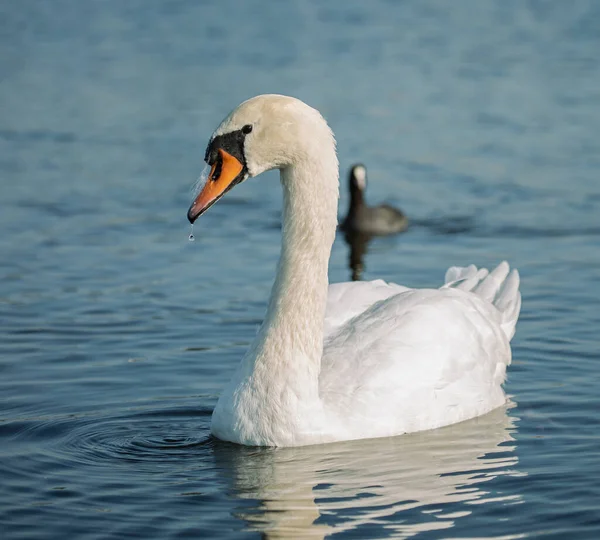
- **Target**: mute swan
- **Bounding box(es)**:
[342,163,408,235]
[187,94,521,447]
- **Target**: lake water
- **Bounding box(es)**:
[1,1,600,538]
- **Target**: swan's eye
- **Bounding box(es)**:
[242,124,253,135]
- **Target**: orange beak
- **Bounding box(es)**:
[187,149,244,223]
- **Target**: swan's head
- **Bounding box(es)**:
[349,164,368,192]
[188,94,336,223]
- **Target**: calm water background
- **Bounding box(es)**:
[1,0,600,538]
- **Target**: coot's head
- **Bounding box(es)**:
[349,164,367,194]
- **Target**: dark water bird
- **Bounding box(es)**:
[341,164,409,235]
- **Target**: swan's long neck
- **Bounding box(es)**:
[246,153,339,397]
[211,103,340,445]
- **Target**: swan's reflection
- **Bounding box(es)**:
[343,230,373,281]
[214,404,521,539]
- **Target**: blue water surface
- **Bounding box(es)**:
[1,1,600,538]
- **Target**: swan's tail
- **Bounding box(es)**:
[443,261,521,340]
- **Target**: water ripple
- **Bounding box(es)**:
[2,406,213,473]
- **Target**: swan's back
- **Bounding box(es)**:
[320,262,520,440]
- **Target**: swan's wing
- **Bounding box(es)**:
[442,261,521,340]
[324,280,410,337]
[325,262,520,341]
[320,263,521,436]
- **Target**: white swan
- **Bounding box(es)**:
[187,94,521,447]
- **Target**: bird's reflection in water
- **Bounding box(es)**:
[213,404,521,539]
[343,230,374,281]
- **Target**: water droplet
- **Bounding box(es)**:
[188,224,195,242]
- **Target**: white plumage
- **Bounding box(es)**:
[320,262,520,440]
[189,95,521,447]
